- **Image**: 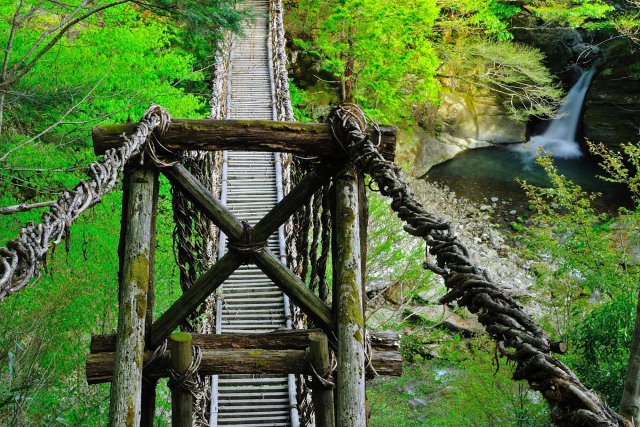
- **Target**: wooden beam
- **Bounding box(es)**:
[88,349,308,384]
[92,119,396,161]
[86,331,402,384]
[163,164,244,241]
[252,248,334,335]
[169,333,193,427]
[149,250,243,349]
[161,164,335,335]
[108,167,157,427]
[91,330,400,354]
[309,333,335,427]
[332,165,366,425]
[252,166,336,242]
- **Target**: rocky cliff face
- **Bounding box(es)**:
[511,21,639,149]
[417,91,526,172]
[584,39,640,148]
[512,26,599,85]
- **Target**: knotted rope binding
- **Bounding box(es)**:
[168,345,204,398]
[305,348,337,390]
[142,339,168,384]
[227,221,267,261]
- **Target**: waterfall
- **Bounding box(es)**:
[512,67,596,159]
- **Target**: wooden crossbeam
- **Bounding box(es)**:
[92,119,396,161]
[91,330,400,353]
[88,349,307,384]
[150,250,243,348]
[151,164,335,346]
[86,330,402,384]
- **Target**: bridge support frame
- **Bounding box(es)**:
[108,166,158,427]
[333,166,366,425]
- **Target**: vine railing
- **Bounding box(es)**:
[328,103,627,427]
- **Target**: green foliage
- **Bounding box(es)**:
[437,0,521,41]
[437,39,563,121]
[528,0,615,28]
[565,293,637,406]
[366,191,432,312]
[287,0,561,123]
[517,152,640,407]
[0,1,240,424]
[289,0,441,122]
[368,337,551,427]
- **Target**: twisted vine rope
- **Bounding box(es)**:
[329,104,627,427]
[0,105,170,300]
[270,0,294,122]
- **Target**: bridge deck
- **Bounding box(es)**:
[211,1,299,425]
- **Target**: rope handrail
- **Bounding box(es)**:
[0,105,171,300]
[328,103,627,427]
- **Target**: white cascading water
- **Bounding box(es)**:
[512,67,596,160]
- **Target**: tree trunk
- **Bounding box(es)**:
[620,290,640,423]
[0,90,6,134]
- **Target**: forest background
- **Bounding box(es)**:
[0,0,639,425]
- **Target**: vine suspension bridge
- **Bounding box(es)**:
[0,1,632,426]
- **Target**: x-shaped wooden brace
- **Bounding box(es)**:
[149,162,340,348]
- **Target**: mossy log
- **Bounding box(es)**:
[86,330,402,384]
[92,119,396,161]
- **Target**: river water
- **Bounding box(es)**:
[424,67,630,220]
[424,146,629,220]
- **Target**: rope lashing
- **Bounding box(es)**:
[364,332,379,378]
[141,339,168,384]
[227,221,267,259]
[168,345,204,398]
[305,348,337,390]
[328,104,627,427]
[0,105,171,301]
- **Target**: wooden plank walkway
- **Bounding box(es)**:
[210,1,299,425]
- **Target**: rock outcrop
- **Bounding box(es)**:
[584,39,640,148]
[417,92,526,171]
[511,18,600,85]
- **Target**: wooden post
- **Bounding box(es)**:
[332,165,366,425]
[169,332,193,427]
[309,333,335,427]
[108,167,157,427]
[142,168,159,427]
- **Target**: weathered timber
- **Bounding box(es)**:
[92,119,396,161]
[91,330,399,355]
[108,167,157,427]
[252,248,334,336]
[164,161,336,243]
[87,349,308,384]
[160,163,335,336]
[86,333,400,384]
[169,333,193,427]
[252,166,337,242]
[118,168,159,427]
[309,333,335,427]
[163,164,244,241]
[332,165,366,425]
[149,250,243,348]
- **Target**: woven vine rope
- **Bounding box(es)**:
[329,104,627,427]
[0,105,170,300]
